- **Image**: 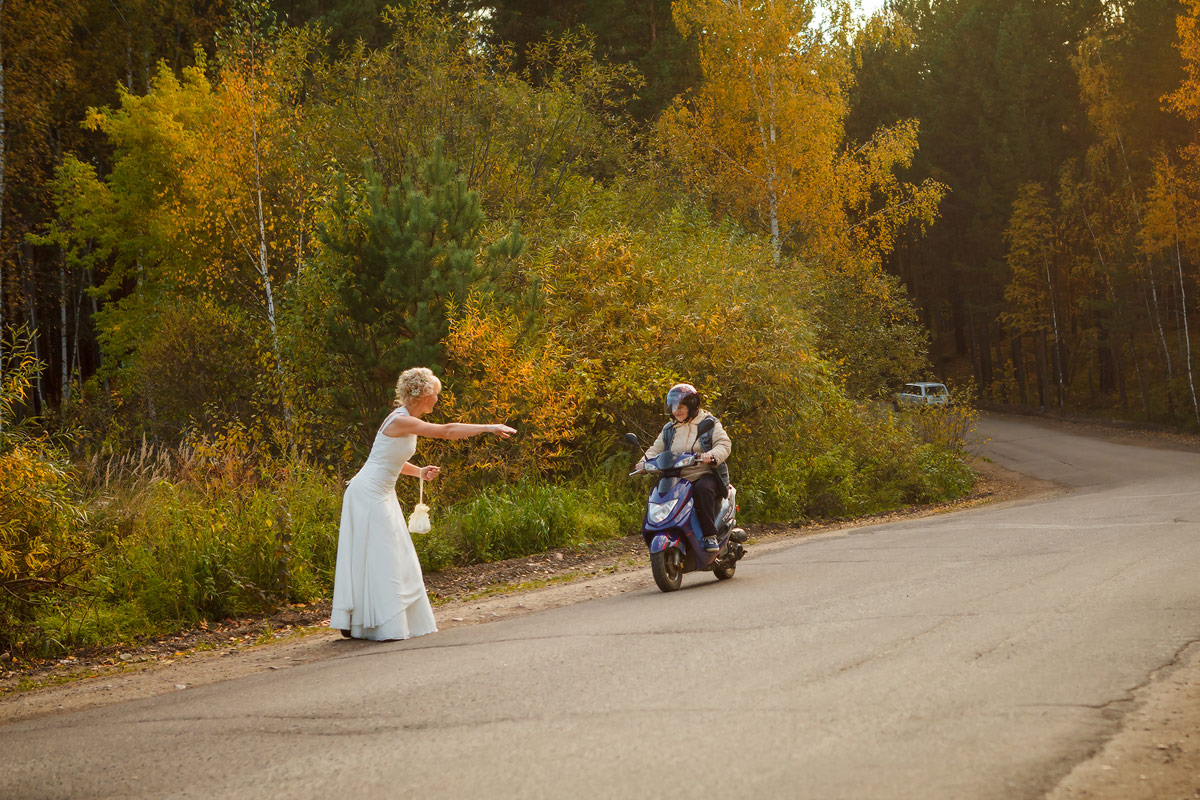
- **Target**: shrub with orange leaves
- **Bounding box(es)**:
[437,194,839,486]
[0,332,92,654]
[433,292,588,492]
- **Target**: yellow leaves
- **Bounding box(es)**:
[439,280,686,489]
[661,0,932,264]
[1002,182,1087,341]
[0,436,90,604]
[1168,0,1200,122]
[69,32,326,321]
[1143,3,1200,267]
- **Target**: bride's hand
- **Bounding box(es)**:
[490,424,516,438]
[421,465,440,480]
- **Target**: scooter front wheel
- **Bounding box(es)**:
[650,549,684,592]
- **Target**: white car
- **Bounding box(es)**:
[893,382,951,410]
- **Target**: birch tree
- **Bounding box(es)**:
[213,1,293,423]
[1142,1,1200,425]
[1003,184,1067,407]
[1142,159,1200,425]
[41,26,322,434]
[657,0,942,266]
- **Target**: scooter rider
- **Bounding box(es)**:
[640,383,732,552]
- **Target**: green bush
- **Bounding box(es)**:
[436,480,639,565]
[734,398,975,523]
[96,463,340,627]
[27,437,343,651]
[905,388,981,453]
[907,445,975,501]
[122,297,262,443]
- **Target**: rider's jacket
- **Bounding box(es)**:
[642,409,731,486]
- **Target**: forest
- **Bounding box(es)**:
[5,0,1195,658]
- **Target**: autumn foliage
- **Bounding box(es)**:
[0,1,975,656]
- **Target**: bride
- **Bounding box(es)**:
[330,367,516,641]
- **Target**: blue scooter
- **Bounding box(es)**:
[624,418,746,592]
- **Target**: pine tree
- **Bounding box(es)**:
[320,142,524,421]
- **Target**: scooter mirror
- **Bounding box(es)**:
[696,418,715,436]
[623,433,640,448]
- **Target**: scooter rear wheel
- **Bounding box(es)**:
[650,549,684,592]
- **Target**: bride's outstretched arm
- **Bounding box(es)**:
[383,415,516,440]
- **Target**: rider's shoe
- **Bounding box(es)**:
[703,536,720,552]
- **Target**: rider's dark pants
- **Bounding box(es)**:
[693,473,721,540]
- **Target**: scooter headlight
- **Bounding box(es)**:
[648,498,679,524]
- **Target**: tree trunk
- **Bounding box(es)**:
[978,315,993,388]
[0,0,5,249]
[1080,211,1129,409]
[1145,276,1175,416]
[1152,275,1171,412]
[992,324,1006,404]
[86,268,109,398]
[1097,316,1113,396]
[968,310,981,387]
[950,285,968,356]
[741,14,782,268]
[59,253,69,405]
[1113,338,1128,411]
[1173,233,1199,425]
[1128,332,1150,417]
[252,113,287,420]
[0,0,7,388]
[1097,318,1120,402]
[71,266,81,400]
[1042,253,1065,408]
[1037,330,1050,408]
[1112,127,1170,418]
[247,43,292,430]
[19,246,45,410]
[1011,335,1027,406]
[759,101,781,265]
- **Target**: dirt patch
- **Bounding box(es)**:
[1047,641,1200,800]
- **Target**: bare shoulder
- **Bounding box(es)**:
[382,413,449,439]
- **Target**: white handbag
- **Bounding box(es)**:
[407,473,431,534]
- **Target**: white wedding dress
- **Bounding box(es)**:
[329,407,438,640]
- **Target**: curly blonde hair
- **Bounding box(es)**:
[393,367,441,408]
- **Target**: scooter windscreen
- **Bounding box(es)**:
[648,450,698,494]
[645,450,697,472]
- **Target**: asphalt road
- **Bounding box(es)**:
[4,415,1200,800]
